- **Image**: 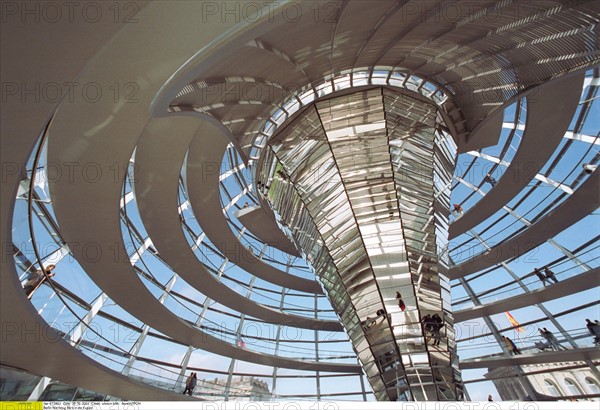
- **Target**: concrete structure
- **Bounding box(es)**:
[1,0,599,402]
[195,376,271,401]
[485,363,600,401]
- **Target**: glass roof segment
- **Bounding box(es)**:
[449,69,599,267]
[248,68,458,170]
[11,134,366,401]
[447,69,600,397]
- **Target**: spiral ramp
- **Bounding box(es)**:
[2,0,599,402]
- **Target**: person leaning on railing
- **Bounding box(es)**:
[586,319,600,346]
[23,264,56,299]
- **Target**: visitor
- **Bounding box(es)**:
[503,336,520,355]
[585,319,600,346]
[508,337,521,355]
[502,336,515,355]
[363,316,377,329]
[23,264,56,299]
[396,291,406,311]
[429,314,443,346]
[431,321,443,347]
[188,373,197,396]
[540,328,566,351]
[421,314,432,333]
[544,267,559,284]
[183,372,195,395]
[533,268,549,286]
[484,173,497,187]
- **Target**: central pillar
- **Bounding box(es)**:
[257,88,462,401]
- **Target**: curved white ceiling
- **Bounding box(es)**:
[2,0,599,401]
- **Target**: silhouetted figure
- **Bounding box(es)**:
[431,322,443,346]
[586,319,600,346]
[540,328,566,351]
[183,372,195,395]
[421,314,432,333]
[535,341,550,351]
[533,268,549,286]
[544,267,558,284]
[396,291,406,311]
[371,308,388,325]
[484,173,497,187]
[429,314,443,346]
[188,373,197,396]
[502,336,515,355]
[488,394,493,402]
[453,204,463,214]
[502,336,521,355]
[363,316,377,329]
[509,337,521,354]
[23,264,56,299]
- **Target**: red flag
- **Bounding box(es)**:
[505,311,524,332]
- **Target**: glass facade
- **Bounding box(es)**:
[2,1,599,403]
